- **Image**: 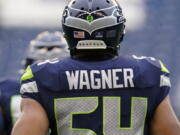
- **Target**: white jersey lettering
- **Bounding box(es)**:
[66,68,134,90]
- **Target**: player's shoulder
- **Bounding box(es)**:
[125,55,170,88]
[32,58,61,74]
[130,55,170,74]
[20,58,70,92]
[21,58,60,80]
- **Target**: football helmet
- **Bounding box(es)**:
[24,31,69,68]
[62,0,126,57]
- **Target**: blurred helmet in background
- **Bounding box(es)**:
[24,31,69,68]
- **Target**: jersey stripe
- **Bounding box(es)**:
[20,81,38,94]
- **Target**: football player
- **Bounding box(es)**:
[0,80,20,135]
[0,31,68,135]
[23,31,68,68]
[12,0,180,135]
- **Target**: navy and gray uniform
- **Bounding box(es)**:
[20,55,171,135]
[0,79,21,135]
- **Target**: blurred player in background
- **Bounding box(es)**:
[0,31,68,135]
[12,0,180,135]
[23,31,68,69]
[0,80,20,135]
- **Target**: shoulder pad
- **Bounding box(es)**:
[132,55,170,88]
[24,59,61,91]
[132,55,170,73]
[21,58,60,82]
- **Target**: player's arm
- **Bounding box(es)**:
[150,96,180,135]
[11,98,49,135]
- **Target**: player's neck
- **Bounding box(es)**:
[72,55,116,61]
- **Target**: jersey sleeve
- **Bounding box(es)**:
[142,57,171,107]
[132,55,171,108]
[20,60,60,101]
[20,65,40,102]
[156,60,171,106]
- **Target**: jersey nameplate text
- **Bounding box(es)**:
[65,68,134,90]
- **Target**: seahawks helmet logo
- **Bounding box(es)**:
[63,6,125,35]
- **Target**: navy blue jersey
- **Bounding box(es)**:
[20,56,171,135]
[0,79,21,135]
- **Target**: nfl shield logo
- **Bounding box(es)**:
[95,31,104,38]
